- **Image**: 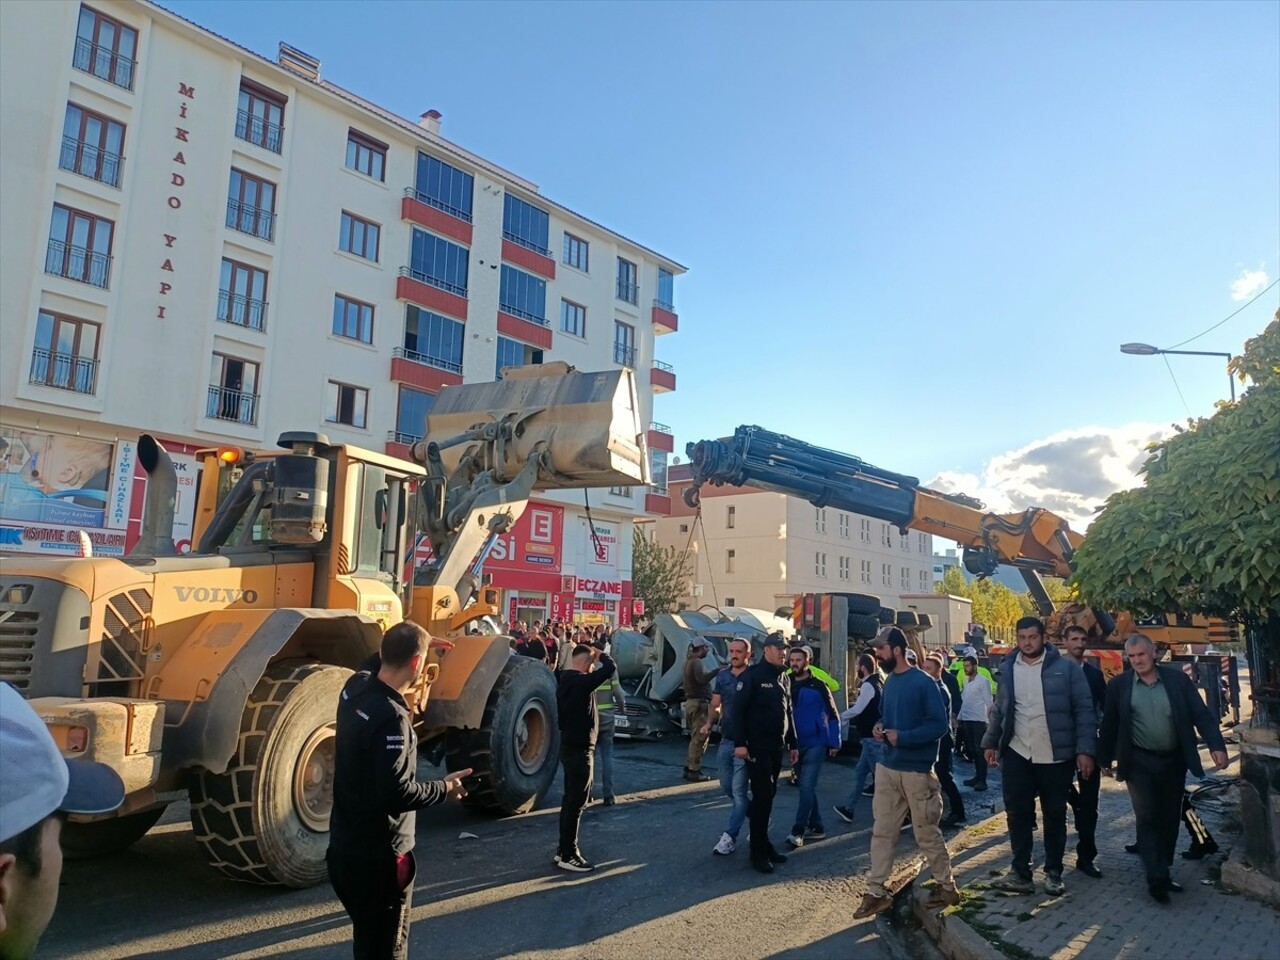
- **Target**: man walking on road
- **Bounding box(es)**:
[727,634,798,874]
[923,653,966,829]
[328,622,471,960]
[682,638,717,781]
[704,638,752,856]
[593,651,627,807]
[834,654,884,824]
[854,628,959,918]
[1061,624,1106,878]
[1097,634,1228,903]
[785,646,842,848]
[556,643,617,872]
[957,655,994,791]
[982,616,1097,897]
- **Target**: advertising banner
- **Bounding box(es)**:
[170,451,198,553]
[0,428,119,529]
[0,520,127,557]
[488,503,563,573]
[584,519,616,567]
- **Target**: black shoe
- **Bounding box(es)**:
[1148,881,1170,903]
[833,805,855,824]
[862,784,876,797]
[1167,881,1185,893]
[972,783,988,792]
[940,816,967,830]
[557,853,595,873]
[963,777,978,786]
[768,850,788,864]
[1076,861,1102,879]
[602,797,616,806]
[752,857,775,874]
[1125,843,1140,854]
[683,768,710,782]
[1182,841,1219,860]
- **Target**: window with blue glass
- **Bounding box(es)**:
[415,153,473,222]
[395,385,435,443]
[502,194,550,256]
[402,305,464,373]
[657,268,675,310]
[409,229,468,296]
[499,265,547,325]
[495,337,543,379]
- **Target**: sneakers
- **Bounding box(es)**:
[833,804,855,824]
[1076,861,1102,879]
[862,784,876,797]
[602,796,616,806]
[991,873,1036,894]
[1043,872,1065,896]
[900,816,913,833]
[683,767,711,782]
[556,853,595,873]
[924,886,961,910]
[767,849,788,864]
[785,833,805,848]
[752,856,775,874]
[713,832,736,856]
[806,826,826,840]
[853,891,894,919]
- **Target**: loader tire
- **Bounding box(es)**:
[917,613,933,629]
[62,806,166,859]
[189,661,350,887]
[878,606,897,625]
[445,656,559,815]
[848,614,882,641]
[896,610,920,628]
[838,593,882,617]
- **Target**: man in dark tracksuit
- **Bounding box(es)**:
[727,634,798,874]
[1061,625,1106,877]
[555,643,617,872]
[328,621,470,960]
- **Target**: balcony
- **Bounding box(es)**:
[216,290,268,332]
[645,492,673,515]
[396,267,468,321]
[72,36,135,91]
[501,237,555,280]
[402,189,472,245]
[652,299,679,335]
[385,430,421,461]
[45,239,111,289]
[497,305,552,350]
[225,199,275,242]
[59,137,123,188]
[206,385,259,425]
[613,343,637,368]
[651,359,676,393]
[616,279,639,305]
[390,347,463,393]
[29,349,97,395]
[234,109,283,154]
[647,421,674,453]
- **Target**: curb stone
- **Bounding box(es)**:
[911,887,1003,960]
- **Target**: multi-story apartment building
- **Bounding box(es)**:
[651,466,934,614]
[0,1,683,628]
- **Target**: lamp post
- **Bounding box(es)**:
[1119,343,1236,402]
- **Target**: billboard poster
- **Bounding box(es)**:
[0,428,124,531]
[584,519,616,567]
[487,502,563,573]
[170,451,198,553]
[0,520,127,557]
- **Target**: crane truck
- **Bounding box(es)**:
[0,362,647,887]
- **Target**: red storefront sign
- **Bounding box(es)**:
[550,592,575,622]
[488,503,563,573]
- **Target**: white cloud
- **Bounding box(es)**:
[926,423,1172,534]
[1230,267,1269,302]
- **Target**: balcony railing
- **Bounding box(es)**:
[498,302,550,326]
[225,199,275,241]
[616,279,639,305]
[387,430,423,445]
[59,137,123,187]
[404,187,472,223]
[216,290,268,332]
[654,359,674,373]
[29,348,97,394]
[234,109,283,154]
[613,343,637,368]
[206,385,258,425]
[501,230,551,258]
[399,265,466,298]
[394,345,462,374]
[653,297,674,312]
[72,36,135,90]
[650,421,672,433]
[45,239,111,289]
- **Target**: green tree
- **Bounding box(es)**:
[935,566,1029,638]
[631,526,693,618]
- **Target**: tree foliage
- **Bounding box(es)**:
[1072,315,1280,623]
[631,526,693,619]
[935,567,1029,636]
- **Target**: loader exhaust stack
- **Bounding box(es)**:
[128,434,178,556]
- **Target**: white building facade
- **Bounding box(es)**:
[0,0,683,626]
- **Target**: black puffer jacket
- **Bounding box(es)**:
[982,645,1097,761]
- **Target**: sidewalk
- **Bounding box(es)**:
[913,766,1280,960]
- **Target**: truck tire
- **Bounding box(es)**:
[917,613,933,629]
[189,661,350,887]
[848,614,881,640]
[896,611,920,628]
[879,606,896,625]
[62,806,166,859]
[445,656,559,815]
[837,593,882,617]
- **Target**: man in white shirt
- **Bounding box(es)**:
[957,655,994,790]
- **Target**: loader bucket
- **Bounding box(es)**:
[422,362,650,489]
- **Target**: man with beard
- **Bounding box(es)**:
[834,654,884,824]
[1061,625,1105,878]
[703,638,753,855]
[854,628,958,918]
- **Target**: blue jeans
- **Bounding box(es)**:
[717,740,749,840]
[845,738,885,812]
[791,744,828,833]
[595,734,615,800]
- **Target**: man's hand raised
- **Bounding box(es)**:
[443,768,472,801]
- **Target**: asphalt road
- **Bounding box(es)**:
[41,738,990,960]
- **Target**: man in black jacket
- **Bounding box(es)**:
[555,643,617,872]
[728,634,798,873]
[1098,634,1228,902]
[1061,625,1106,878]
[328,621,470,960]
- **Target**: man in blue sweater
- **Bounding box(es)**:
[854,628,959,918]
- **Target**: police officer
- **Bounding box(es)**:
[727,633,798,873]
[328,621,471,960]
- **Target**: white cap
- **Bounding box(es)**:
[0,683,125,841]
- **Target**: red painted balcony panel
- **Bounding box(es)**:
[396,274,468,321]
[645,492,673,515]
[401,196,473,245]
[652,303,679,335]
[651,364,676,393]
[497,310,553,350]
[385,440,413,461]
[502,239,556,280]
[647,429,674,453]
[390,356,463,392]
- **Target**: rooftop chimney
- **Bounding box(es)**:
[419,109,443,135]
[278,42,320,81]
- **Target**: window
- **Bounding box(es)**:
[900,533,910,550]
[60,103,124,187]
[616,257,638,304]
[726,549,736,574]
[403,305,464,372]
[414,153,473,221]
[650,448,669,494]
[236,81,285,153]
[409,229,468,296]
[394,386,434,443]
[901,567,910,589]
[918,533,929,554]
[609,485,633,496]
[46,204,113,288]
[218,258,268,331]
[73,5,137,90]
[727,505,736,528]
[815,508,826,533]
[725,597,735,607]
[502,194,550,256]
[839,556,850,581]
[861,559,872,584]
[657,267,674,310]
[499,265,547,325]
[679,523,689,534]
[560,299,586,337]
[326,380,368,428]
[881,563,892,587]
[339,211,380,261]
[881,523,892,547]
[860,518,871,542]
[613,321,636,367]
[815,552,827,578]
[838,513,849,539]
[207,354,259,425]
[30,311,99,394]
[333,294,374,343]
[563,233,589,271]
[495,336,543,379]
[226,169,276,241]
[346,129,386,181]
[919,570,929,589]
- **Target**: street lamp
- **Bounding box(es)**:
[1119,343,1236,402]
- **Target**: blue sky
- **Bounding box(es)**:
[166,0,1278,525]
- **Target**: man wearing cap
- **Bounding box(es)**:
[854,628,959,918]
[682,638,716,782]
[1,682,125,959]
[834,653,885,824]
[785,645,842,848]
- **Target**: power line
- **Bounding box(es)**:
[1165,278,1279,350]
[1162,353,1193,419]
